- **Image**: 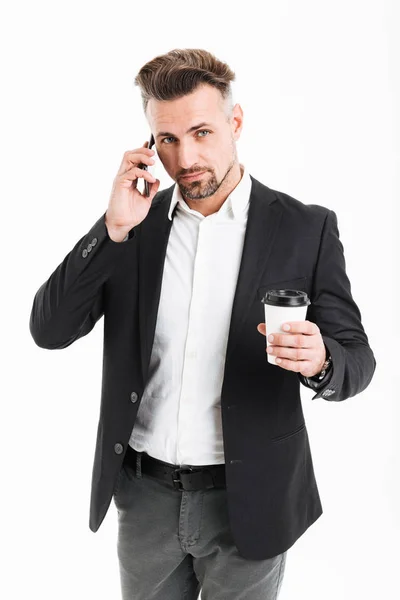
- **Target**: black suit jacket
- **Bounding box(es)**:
[29,175,376,560]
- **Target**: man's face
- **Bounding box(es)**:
[146,84,243,200]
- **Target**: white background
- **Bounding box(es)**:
[1,1,398,598]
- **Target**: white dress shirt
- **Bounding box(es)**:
[129,164,252,466]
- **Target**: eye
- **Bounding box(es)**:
[161,130,211,144]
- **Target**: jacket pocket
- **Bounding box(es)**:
[269,422,306,443]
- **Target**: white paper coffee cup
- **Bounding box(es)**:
[261,289,311,365]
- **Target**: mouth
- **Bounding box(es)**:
[180,171,206,181]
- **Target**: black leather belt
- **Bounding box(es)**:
[123,444,226,491]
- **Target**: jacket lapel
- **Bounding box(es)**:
[224,176,283,361]
[138,191,174,385]
[138,175,283,384]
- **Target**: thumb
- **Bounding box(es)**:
[257,322,267,335]
[149,178,161,200]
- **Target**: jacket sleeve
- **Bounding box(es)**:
[29,212,136,349]
[298,209,376,401]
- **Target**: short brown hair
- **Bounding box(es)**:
[134,48,236,121]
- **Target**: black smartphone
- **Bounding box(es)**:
[139,133,155,197]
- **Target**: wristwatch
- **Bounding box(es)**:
[309,354,333,382]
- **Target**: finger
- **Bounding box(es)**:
[280,320,320,335]
[143,140,155,155]
[272,357,306,373]
[117,168,156,189]
[267,345,313,361]
[117,152,155,177]
[125,153,155,167]
[146,178,161,199]
[268,332,315,348]
[128,166,157,182]
[138,142,155,154]
[132,167,156,183]
[136,166,156,182]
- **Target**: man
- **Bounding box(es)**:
[29,48,376,600]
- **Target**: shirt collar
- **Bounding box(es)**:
[167,164,251,221]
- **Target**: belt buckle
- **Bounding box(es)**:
[172,466,194,491]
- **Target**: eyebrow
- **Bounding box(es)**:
[156,122,213,138]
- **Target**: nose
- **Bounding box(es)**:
[176,142,199,171]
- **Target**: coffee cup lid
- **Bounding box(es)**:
[261,288,311,307]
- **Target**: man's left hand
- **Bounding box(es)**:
[257,320,326,378]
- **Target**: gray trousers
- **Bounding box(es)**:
[112,451,287,600]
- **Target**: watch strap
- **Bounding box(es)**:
[310,354,332,382]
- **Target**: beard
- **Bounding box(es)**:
[178,157,236,201]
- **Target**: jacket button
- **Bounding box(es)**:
[114,443,124,455]
[91,237,97,246]
[130,391,138,403]
[87,243,92,252]
[82,248,88,258]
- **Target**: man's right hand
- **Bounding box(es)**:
[105,141,161,242]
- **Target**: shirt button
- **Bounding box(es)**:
[114,443,124,455]
[130,391,138,403]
